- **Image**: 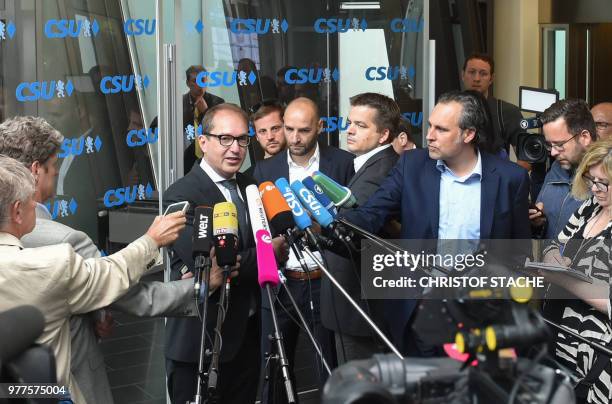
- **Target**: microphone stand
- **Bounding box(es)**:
[301,245,404,359]
[206,265,231,399]
[190,255,211,404]
[264,282,297,404]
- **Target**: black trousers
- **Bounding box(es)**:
[166,317,260,404]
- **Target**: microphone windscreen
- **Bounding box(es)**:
[274,178,313,230]
[290,180,334,228]
[259,182,291,222]
[269,211,295,237]
[303,176,338,218]
[256,229,280,287]
[312,171,357,208]
[213,202,239,267]
[246,184,271,241]
[192,206,213,257]
[0,305,44,362]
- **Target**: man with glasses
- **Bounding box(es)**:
[591,102,612,140]
[163,103,289,404]
[529,99,598,240]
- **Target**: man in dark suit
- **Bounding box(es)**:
[322,93,400,364]
[164,103,288,404]
[252,97,354,403]
[342,91,530,355]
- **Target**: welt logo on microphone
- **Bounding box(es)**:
[16,80,75,102]
[284,67,339,84]
[0,20,16,40]
[99,74,150,94]
[314,18,367,33]
[389,17,424,33]
[124,19,156,36]
[45,198,78,220]
[44,18,100,38]
[58,135,103,157]
[126,128,158,147]
[365,65,416,81]
[196,70,257,88]
[228,18,289,35]
[103,183,153,208]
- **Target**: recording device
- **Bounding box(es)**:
[164,201,190,215]
[311,171,357,208]
[258,181,295,237]
[302,176,338,218]
[516,86,560,163]
[192,206,213,299]
[290,180,335,228]
[246,184,272,235]
[212,202,238,268]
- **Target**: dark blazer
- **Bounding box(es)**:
[321,146,398,336]
[343,148,531,240]
[164,162,259,363]
[252,144,355,187]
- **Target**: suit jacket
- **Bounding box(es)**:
[164,162,260,363]
[322,146,398,336]
[0,232,159,404]
[20,205,195,404]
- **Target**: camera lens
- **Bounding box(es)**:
[524,135,545,161]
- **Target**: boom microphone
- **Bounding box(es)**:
[212,202,239,268]
[0,305,45,363]
[312,171,358,208]
[256,229,280,287]
[303,177,338,217]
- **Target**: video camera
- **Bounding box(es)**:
[516,86,559,163]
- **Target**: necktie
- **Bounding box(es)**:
[220,179,249,247]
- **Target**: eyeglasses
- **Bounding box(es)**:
[595,121,611,130]
[249,99,280,114]
[583,174,609,192]
[544,133,579,152]
[204,133,250,147]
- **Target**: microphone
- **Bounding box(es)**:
[290,180,334,228]
[312,171,358,208]
[192,206,213,299]
[256,229,280,287]
[302,176,338,217]
[0,305,45,363]
[246,184,272,237]
[212,202,239,268]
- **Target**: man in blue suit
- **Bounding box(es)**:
[253,96,354,403]
[342,90,531,355]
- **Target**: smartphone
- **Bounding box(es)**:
[163,201,190,216]
[529,203,541,213]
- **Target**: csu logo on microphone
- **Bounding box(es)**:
[103,183,153,208]
[229,18,289,35]
[297,188,324,215]
[126,127,158,147]
[124,19,156,36]
[313,18,367,33]
[365,66,415,81]
[58,135,102,157]
[284,67,339,85]
[44,18,100,38]
[389,17,424,33]
[100,74,150,94]
[16,80,74,102]
[281,190,305,216]
[198,214,209,239]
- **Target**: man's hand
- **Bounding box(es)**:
[194,96,208,114]
[146,211,187,247]
[272,236,289,263]
[529,202,546,228]
[94,311,114,339]
[209,246,239,291]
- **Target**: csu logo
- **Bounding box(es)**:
[285,67,339,84]
[402,112,423,127]
[297,188,323,215]
[0,20,17,40]
[365,66,415,81]
[196,70,256,88]
[16,80,74,102]
[100,74,150,94]
[124,19,156,36]
[314,18,367,33]
[321,116,349,133]
[389,18,424,33]
[229,18,288,34]
[126,128,158,147]
[45,198,78,220]
[58,135,102,157]
[44,19,100,38]
[103,183,153,208]
[280,189,305,217]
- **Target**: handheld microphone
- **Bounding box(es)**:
[212,202,239,268]
[256,229,280,288]
[303,176,338,217]
[311,171,358,208]
[0,305,44,363]
[274,178,314,231]
[192,206,213,299]
[290,180,334,228]
[246,184,272,237]
[259,181,295,237]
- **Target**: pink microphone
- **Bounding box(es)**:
[256,229,280,288]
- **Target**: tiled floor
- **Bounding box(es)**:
[101,271,322,404]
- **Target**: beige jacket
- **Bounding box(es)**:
[0,232,159,404]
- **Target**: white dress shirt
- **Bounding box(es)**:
[353,144,392,173]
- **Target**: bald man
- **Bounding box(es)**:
[591,102,612,139]
[253,97,354,403]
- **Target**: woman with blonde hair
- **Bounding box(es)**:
[541,139,612,403]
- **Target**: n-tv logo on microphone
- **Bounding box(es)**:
[0,20,17,40]
[297,188,324,216]
[16,80,74,102]
[44,18,100,38]
[198,213,209,239]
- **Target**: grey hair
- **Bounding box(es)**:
[0,116,64,167]
[0,155,35,228]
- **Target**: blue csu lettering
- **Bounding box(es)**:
[284,68,339,84]
[126,128,158,147]
[402,112,423,127]
[313,18,367,33]
[124,19,156,36]
[390,18,424,33]
[321,117,349,133]
[229,18,288,34]
[58,136,102,157]
[103,183,153,208]
[15,80,74,102]
[100,74,150,94]
[365,66,415,81]
[44,19,99,38]
[195,70,256,87]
